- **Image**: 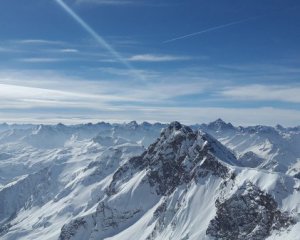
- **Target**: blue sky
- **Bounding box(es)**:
[0,0,300,126]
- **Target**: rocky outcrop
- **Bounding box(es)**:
[108,122,234,196]
[207,182,296,240]
[59,218,87,240]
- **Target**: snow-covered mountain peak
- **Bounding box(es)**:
[275,124,286,132]
[243,125,280,136]
[123,120,139,130]
[160,121,193,138]
[146,122,238,169]
[207,118,235,132]
[108,122,236,197]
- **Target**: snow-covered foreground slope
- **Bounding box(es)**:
[0,141,144,240]
[0,121,299,240]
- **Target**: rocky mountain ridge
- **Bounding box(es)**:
[0,120,299,239]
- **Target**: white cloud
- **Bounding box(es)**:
[0,70,206,108]
[220,84,300,103]
[0,83,121,109]
[0,106,299,127]
[0,70,299,126]
[75,0,136,5]
[96,67,158,78]
[128,54,191,62]
[73,0,170,7]
[219,63,300,74]
[59,48,79,53]
[120,106,300,127]
[17,39,64,45]
[0,47,15,52]
[18,58,64,63]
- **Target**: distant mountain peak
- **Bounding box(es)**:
[215,118,226,123]
[128,120,138,126]
[207,119,234,131]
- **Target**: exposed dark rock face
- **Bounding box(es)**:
[0,167,52,222]
[238,151,265,168]
[206,182,296,240]
[108,122,234,196]
[293,172,300,179]
[147,199,176,240]
[59,218,87,240]
[59,202,141,240]
[95,202,141,230]
[0,223,11,237]
[195,154,230,180]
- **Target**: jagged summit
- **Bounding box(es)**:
[167,121,184,130]
[208,118,234,130]
[158,122,237,166]
[160,121,193,138]
[126,120,138,128]
[108,122,237,196]
[214,118,226,124]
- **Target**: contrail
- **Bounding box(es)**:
[54,0,143,79]
[163,16,259,44]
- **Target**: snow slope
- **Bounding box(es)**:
[58,122,300,240]
[0,121,299,240]
[199,119,300,177]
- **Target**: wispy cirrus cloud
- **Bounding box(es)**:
[16,39,64,45]
[0,83,128,110]
[18,58,64,63]
[96,67,158,78]
[163,16,261,43]
[219,63,300,75]
[1,105,300,127]
[0,69,206,106]
[0,69,299,126]
[59,48,79,53]
[73,0,173,7]
[0,46,15,52]
[54,0,142,80]
[128,54,192,62]
[0,76,299,126]
[74,0,135,5]
[220,84,300,103]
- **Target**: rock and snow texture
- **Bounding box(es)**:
[198,119,300,177]
[0,121,299,240]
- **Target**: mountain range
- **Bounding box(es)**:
[0,120,299,240]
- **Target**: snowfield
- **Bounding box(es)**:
[0,120,299,240]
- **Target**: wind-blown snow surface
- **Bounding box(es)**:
[0,121,299,240]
